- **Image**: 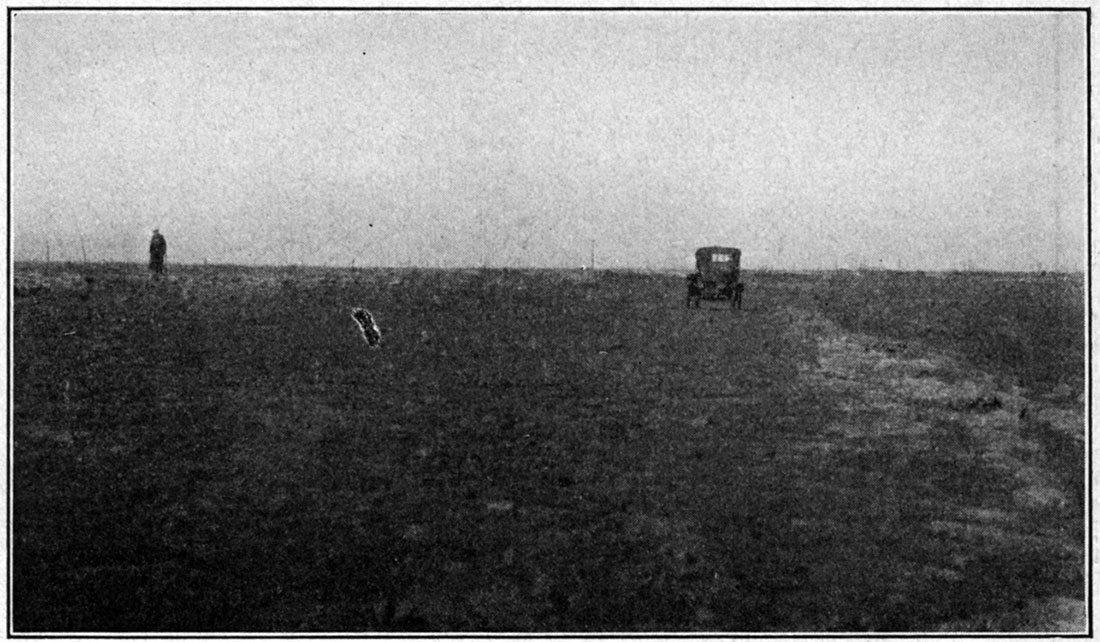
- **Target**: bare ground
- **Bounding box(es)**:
[10,264,1086,632]
[785,307,1085,632]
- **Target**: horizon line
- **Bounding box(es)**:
[9,259,1088,276]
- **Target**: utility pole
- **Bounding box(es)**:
[590,239,595,271]
[45,240,50,263]
[79,235,88,264]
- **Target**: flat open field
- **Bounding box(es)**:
[11,263,1087,632]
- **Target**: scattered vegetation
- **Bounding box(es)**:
[11,263,1085,632]
[805,270,1085,397]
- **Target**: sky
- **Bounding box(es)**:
[9,10,1088,271]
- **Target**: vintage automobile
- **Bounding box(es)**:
[686,246,743,309]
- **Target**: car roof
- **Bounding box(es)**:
[695,246,741,256]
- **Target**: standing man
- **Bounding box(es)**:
[149,229,167,278]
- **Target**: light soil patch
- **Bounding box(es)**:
[936,596,1088,633]
[785,307,1086,632]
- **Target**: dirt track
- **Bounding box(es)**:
[786,307,1084,632]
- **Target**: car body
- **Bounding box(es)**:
[687,246,743,309]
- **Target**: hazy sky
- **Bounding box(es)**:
[10,10,1088,270]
